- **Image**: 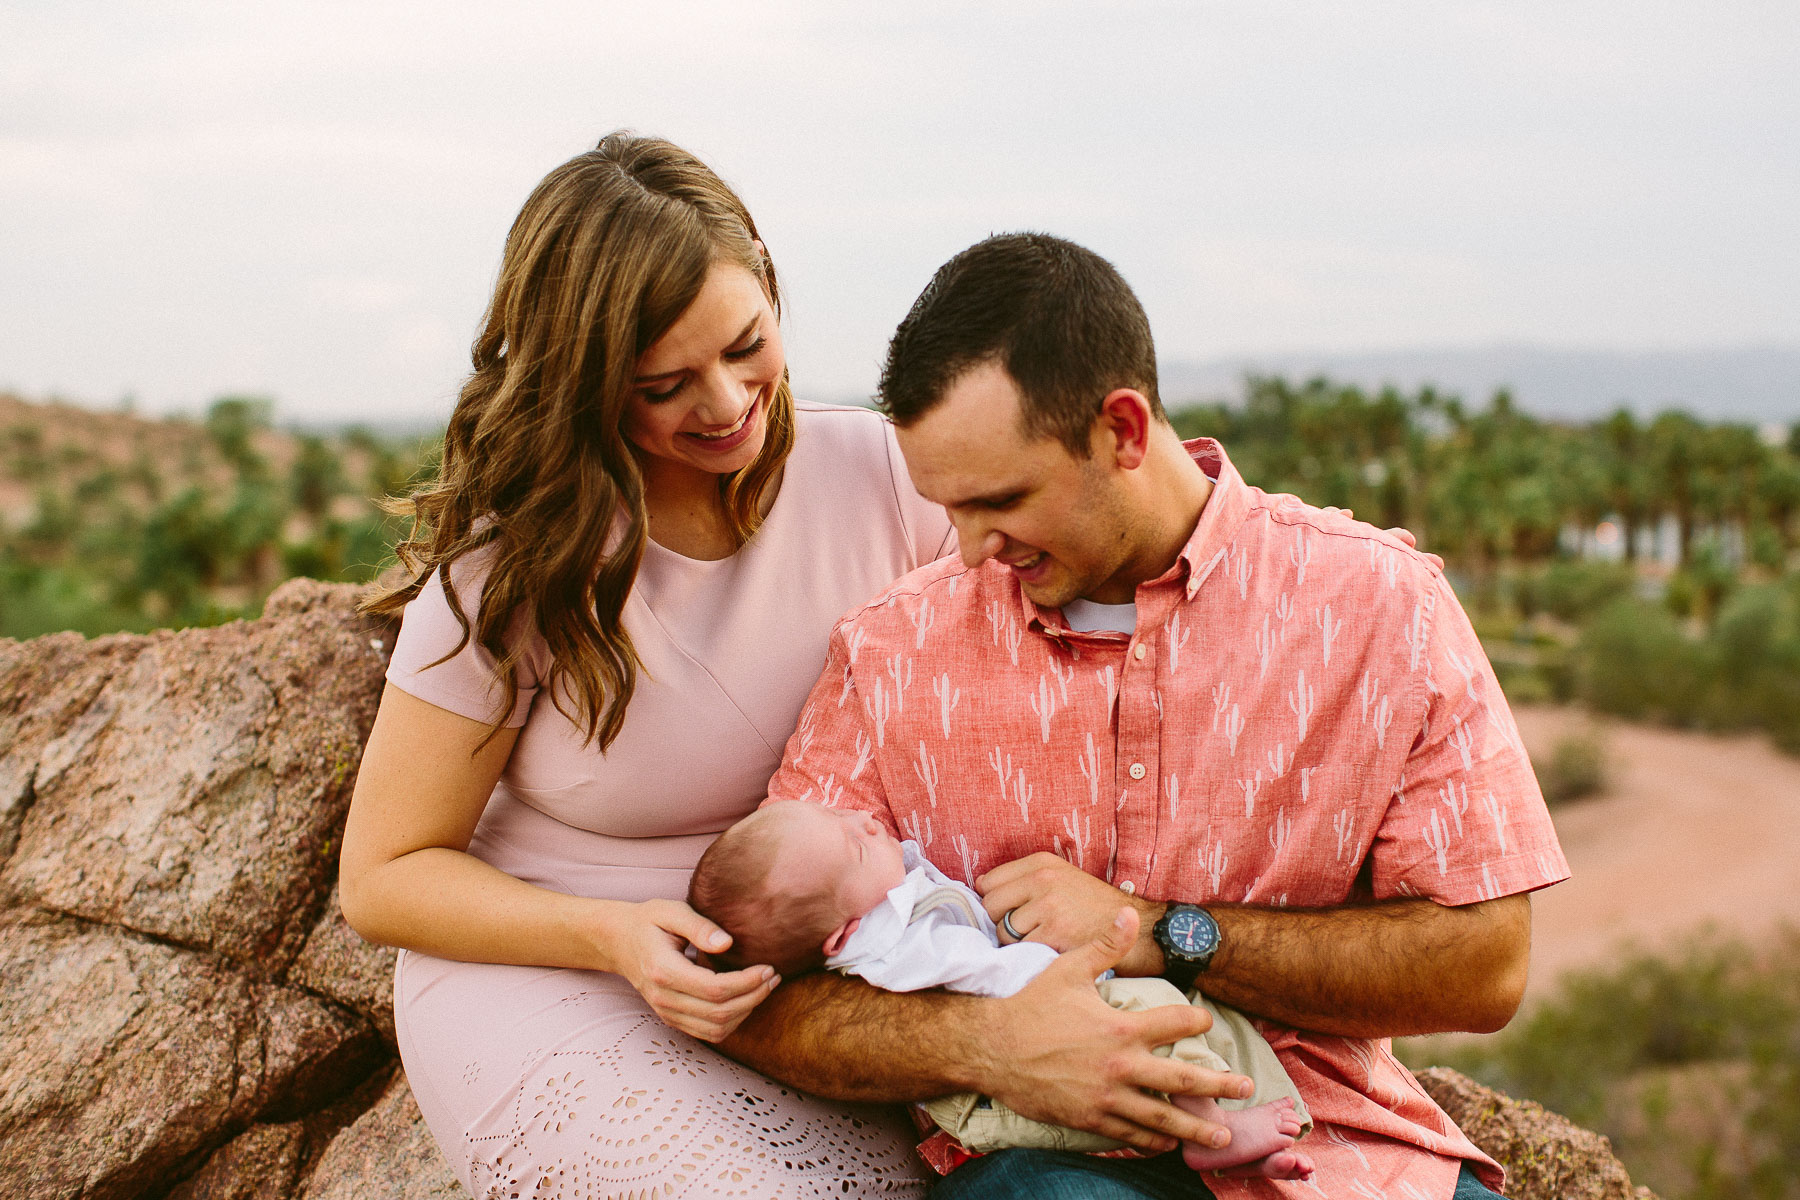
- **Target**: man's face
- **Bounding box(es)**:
[895,361,1143,609]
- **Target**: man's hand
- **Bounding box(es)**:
[974,908,1254,1153]
[978,852,1166,976]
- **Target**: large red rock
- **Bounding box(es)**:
[0,631,146,864]
[290,881,397,1046]
[0,914,375,1200]
[0,581,414,1197]
[1415,1066,1661,1200]
[298,1073,461,1200]
[0,581,392,972]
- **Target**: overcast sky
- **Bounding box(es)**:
[3,1,1796,423]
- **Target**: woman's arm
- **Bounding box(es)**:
[338,684,779,1041]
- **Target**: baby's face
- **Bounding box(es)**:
[761,801,907,924]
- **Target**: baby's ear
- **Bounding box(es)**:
[821,917,861,957]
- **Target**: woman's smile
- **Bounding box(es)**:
[682,392,763,451]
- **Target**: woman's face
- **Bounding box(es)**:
[623,260,785,479]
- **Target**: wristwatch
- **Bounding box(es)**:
[1153,904,1221,992]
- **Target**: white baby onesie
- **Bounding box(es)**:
[826,841,1061,998]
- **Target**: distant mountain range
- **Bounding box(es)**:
[1155,344,1800,426]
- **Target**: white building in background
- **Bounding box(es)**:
[1562,514,1746,569]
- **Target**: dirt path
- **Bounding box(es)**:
[1512,705,1800,1001]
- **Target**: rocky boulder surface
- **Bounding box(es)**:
[0,581,1657,1197]
[1417,1068,1660,1200]
[0,580,458,1199]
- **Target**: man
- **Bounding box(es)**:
[722,233,1568,1199]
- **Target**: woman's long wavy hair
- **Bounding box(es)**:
[364,132,796,750]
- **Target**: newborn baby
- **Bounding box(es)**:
[688,800,1314,1180]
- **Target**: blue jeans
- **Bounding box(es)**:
[927,1150,1506,1199]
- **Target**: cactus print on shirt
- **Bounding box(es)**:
[766,439,1570,1200]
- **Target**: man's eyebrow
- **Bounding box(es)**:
[632,316,760,384]
[945,487,1025,509]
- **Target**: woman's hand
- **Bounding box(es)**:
[605,899,781,1043]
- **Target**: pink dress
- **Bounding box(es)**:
[387,404,953,1198]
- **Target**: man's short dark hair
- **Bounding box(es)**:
[877,232,1164,455]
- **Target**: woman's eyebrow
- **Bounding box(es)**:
[632,317,761,384]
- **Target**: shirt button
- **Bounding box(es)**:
[1129,762,1147,780]
[1120,880,1136,895]
[1133,643,1147,661]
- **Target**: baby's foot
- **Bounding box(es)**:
[1209,1148,1316,1182]
[1173,1095,1307,1174]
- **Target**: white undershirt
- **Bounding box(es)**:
[1059,597,1139,634]
[1057,470,1215,637]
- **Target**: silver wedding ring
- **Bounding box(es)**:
[1001,908,1023,940]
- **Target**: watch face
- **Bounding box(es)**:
[1166,909,1219,958]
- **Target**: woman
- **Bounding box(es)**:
[340,132,952,1197]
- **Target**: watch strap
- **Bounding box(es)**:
[1160,946,1205,992]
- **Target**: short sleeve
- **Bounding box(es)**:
[763,621,902,835]
[881,418,956,564]
[386,550,548,728]
[1369,573,1570,905]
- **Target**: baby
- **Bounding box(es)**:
[688,800,1314,1180]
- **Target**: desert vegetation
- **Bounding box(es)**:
[0,393,436,640]
[1399,929,1800,1200]
[6,379,1798,751]
[1173,378,1800,752]
[4,381,1794,1195]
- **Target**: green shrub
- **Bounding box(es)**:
[135,487,230,611]
[1530,560,1638,623]
[281,537,338,581]
[204,396,272,475]
[291,434,346,517]
[1710,586,1800,742]
[340,513,401,581]
[1492,657,1555,706]
[1534,728,1607,805]
[1573,587,1800,748]
[0,557,156,639]
[1577,599,1712,724]
[1399,930,1800,1199]
[1666,547,1740,626]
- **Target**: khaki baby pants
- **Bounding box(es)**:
[920,978,1311,1153]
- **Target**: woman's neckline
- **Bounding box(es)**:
[642,462,788,563]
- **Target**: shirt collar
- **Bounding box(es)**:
[1175,437,1252,601]
[1020,437,1250,634]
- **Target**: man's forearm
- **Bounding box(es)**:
[1188,894,1533,1038]
[982,853,1533,1038]
[717,970,989,1101]
[718,910,1261,1154]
